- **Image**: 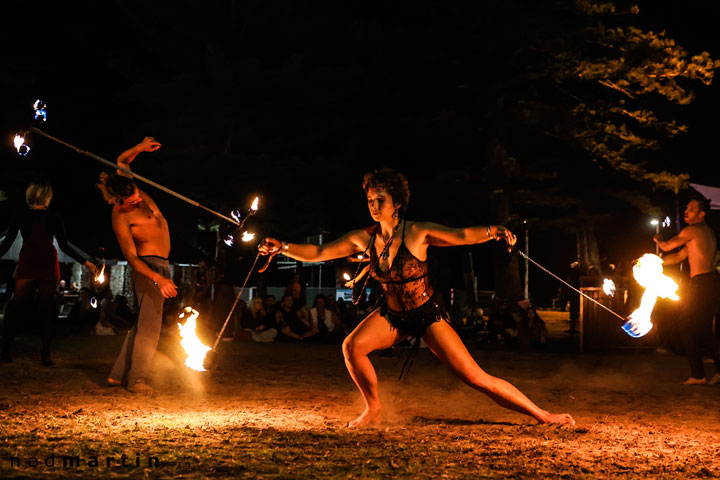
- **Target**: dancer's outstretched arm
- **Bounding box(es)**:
[261,229,371,263]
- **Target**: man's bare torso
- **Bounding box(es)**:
[113,192,170,257]
[684,223,716,278]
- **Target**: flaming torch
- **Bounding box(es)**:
[177,307,212,371]
[622,254,679,338]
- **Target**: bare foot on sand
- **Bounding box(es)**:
[347,408,381,428]
[540,413,575,426]
[680,377,707,386]
[708,374,720,385]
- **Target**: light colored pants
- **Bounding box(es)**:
[109,256,168,385]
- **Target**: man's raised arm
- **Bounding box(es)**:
[117,137,162,176]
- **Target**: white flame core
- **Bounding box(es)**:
[251,197,259,212]
[241,231,255,242]
[177,307,212,371]
[603,278,615,297]
[343,273,352,281]
[623,254,679,338]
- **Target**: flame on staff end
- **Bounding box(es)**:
[663,216,671,228]
[95,263,106,284]
[343,273,352,281]
[223,235,235,247]
[603,278,615,297]
[622,254,679,338]
[250,197,259,212]
[241,231,255,242]
[177,306,212,371]
[14,134,30,156]
[34,99,47,122]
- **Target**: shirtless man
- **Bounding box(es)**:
[98,137,178,393]
[654,198,720,385]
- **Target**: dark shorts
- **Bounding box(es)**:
[381,293,447,338]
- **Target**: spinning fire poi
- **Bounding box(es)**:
[259,168,575,427]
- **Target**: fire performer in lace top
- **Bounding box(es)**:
[654,198,720,385]
[98,137,178,393]
[260,168,574,427]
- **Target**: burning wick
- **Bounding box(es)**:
[14,134,30,156]
[95,263,106,284]
[33,99,47,122]
[622,254,679,338]
[603,278,615,297]
[177,306,212,371]
[90,297,98,309]
[241,231,255,242]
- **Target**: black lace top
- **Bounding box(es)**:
[368,221,434,313]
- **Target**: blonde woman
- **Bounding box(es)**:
[0,181,98,365]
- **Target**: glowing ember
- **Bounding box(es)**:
[177,307,212,371]
[95,263,106,283]
[357,254,364,260]
[603,278,616,297]
[241,231,255,242]
[14,134,30,155]
[343,273,352,281]
[250,197,259,212]
[622,254,679,338]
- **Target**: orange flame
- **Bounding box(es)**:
[250,197,259,212]
[177,307,212,371]
[95,263,106,284]
[623,254,679,338]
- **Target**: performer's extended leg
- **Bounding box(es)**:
[342,308,407,428]
[422,320,575,425]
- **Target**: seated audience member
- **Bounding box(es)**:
[309,294,344,343]
[247,297,277,342]
[66,288,100,334]
[518,306,548,349]
[275,294,317,341]
[488,300,518,344]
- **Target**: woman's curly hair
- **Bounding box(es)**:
[97,172,136,204]
[362,168,410,214]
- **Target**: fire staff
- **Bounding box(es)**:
[260,168,575,427]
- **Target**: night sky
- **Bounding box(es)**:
[2,1,719,305]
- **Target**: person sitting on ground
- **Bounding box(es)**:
[275,294,318,341]
[310,293,344,343]
[248,297,277,342]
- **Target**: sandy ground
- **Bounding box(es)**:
[1,314,719,479]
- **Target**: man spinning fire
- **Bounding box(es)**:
[98,137,178,393]
[654,198,720,385]
[260,168,574,427]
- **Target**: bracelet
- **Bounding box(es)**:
[281,241,289,254]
